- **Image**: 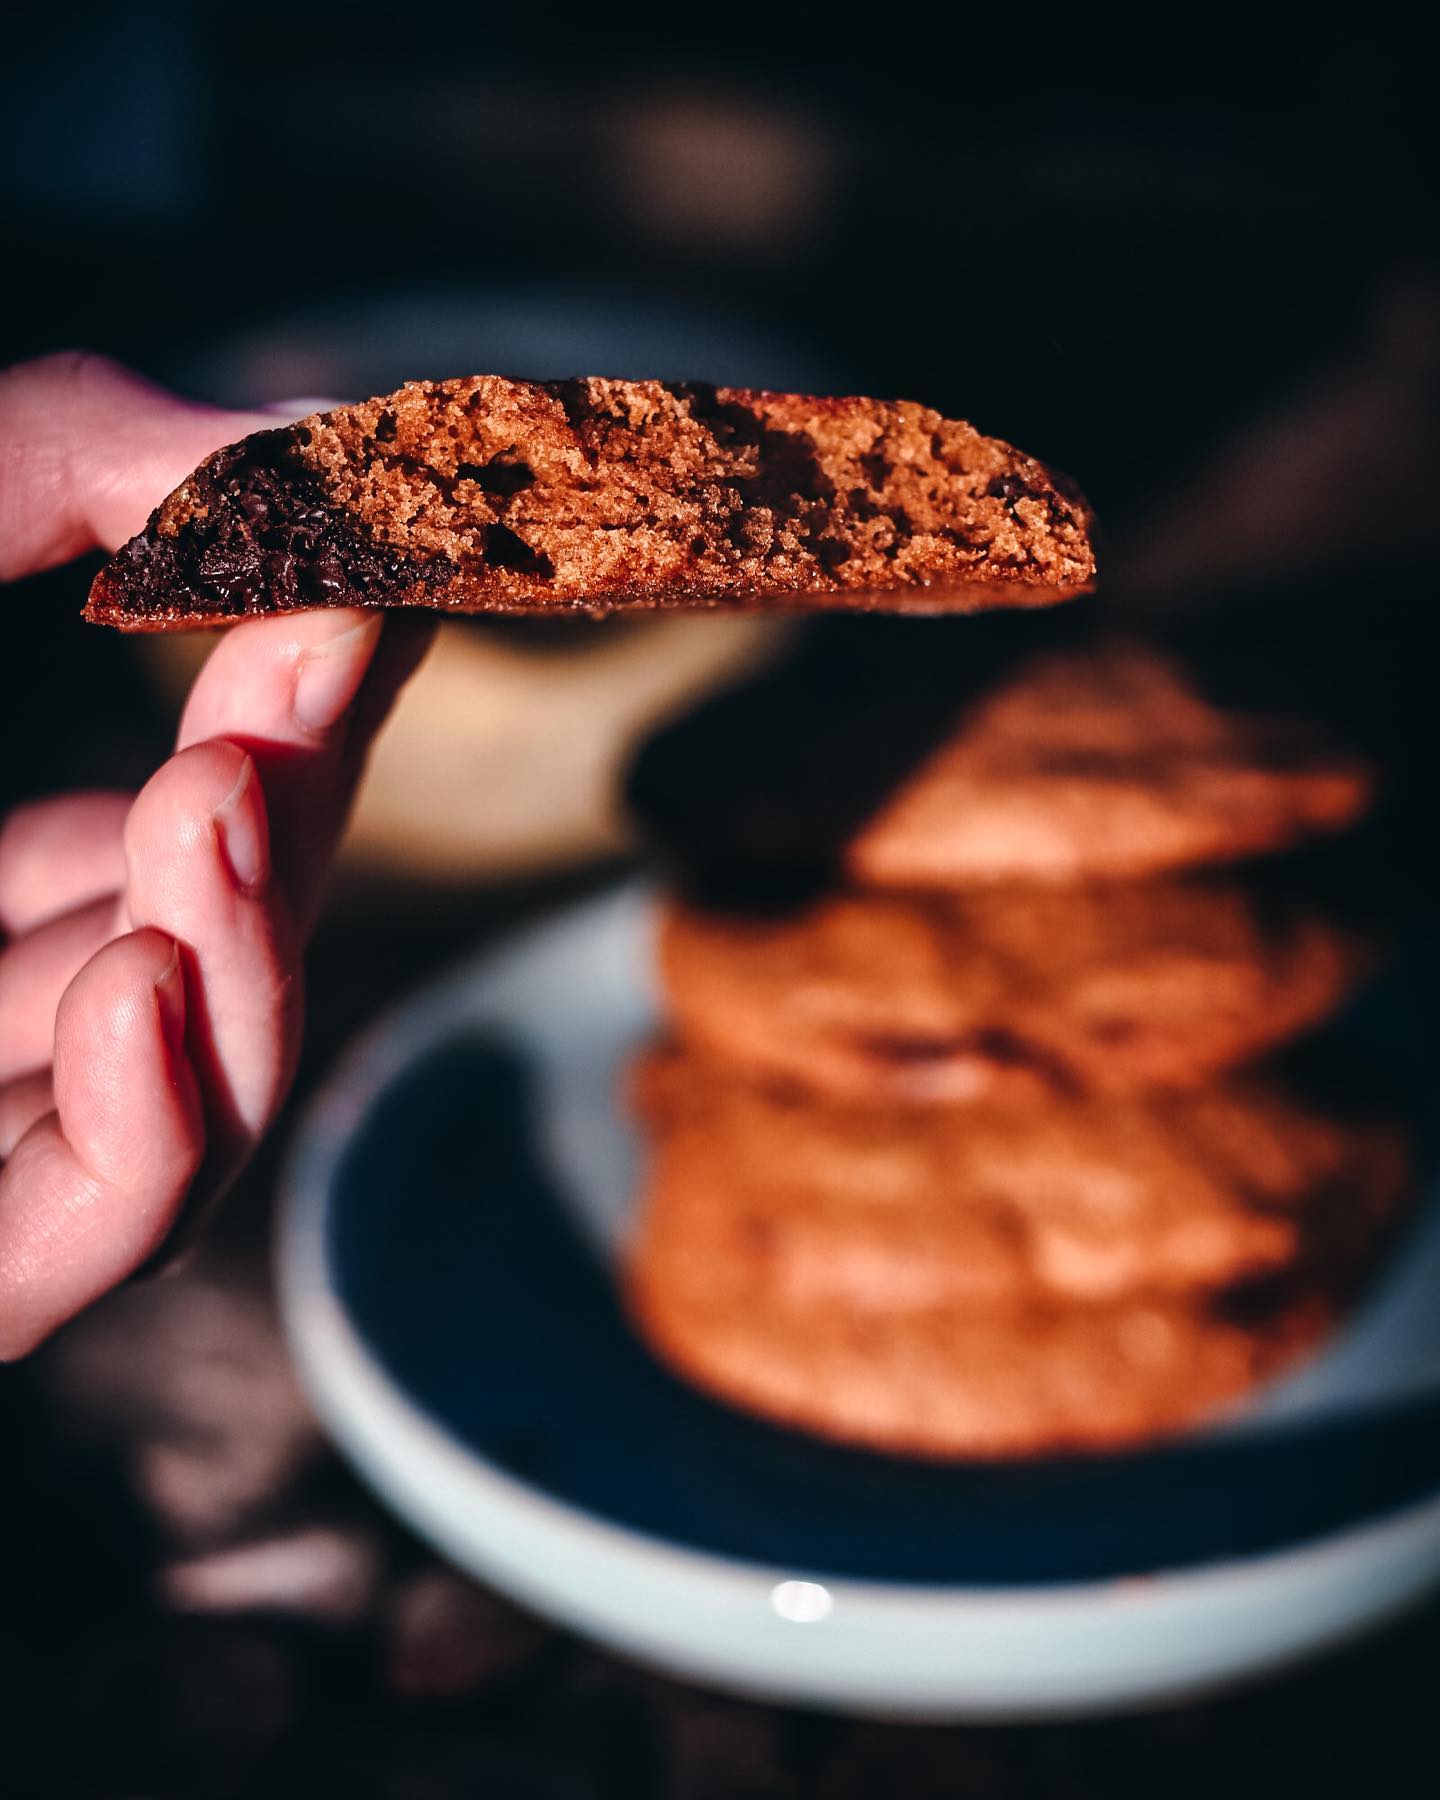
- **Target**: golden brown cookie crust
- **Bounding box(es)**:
[844,640,1374,885]
[658,879,1370,1103]
[625,1050,1408,1456]
[86,378,1097,630]
[625,1268,1336,1460]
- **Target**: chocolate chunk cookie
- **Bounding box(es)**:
[657,878,1371,1103]
[629,1049,1406,1312]
[626,1053,1407,1457]
[626,1269,1338,1460]
[86,379,1096,629]
[845,639,1373,886]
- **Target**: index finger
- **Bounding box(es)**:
[0,353,274,582]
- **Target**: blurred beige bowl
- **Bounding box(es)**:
[143,616,784,881]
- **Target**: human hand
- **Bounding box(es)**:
[0,354,434,1355]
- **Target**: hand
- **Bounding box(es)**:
[0,354,434,1355]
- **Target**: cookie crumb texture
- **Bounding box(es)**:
[85,378,1097,629]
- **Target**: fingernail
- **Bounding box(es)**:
[213,756,269,893]
[293,616,383,734]
[153,940,186,1051]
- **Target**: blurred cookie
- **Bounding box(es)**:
[625,1270,1336,1459]
[658,878,1370,1103]
[624,622,1375,900]
[845,639,1373,887]
[629,1050,1407,1311]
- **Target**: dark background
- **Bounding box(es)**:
[4,9,1440,1797]
[5,5,1438,806]
[4,10,1433,489]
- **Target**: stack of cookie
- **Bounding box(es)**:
[623,637,1409,1458]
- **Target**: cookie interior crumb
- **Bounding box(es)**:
[87,378,1096,628]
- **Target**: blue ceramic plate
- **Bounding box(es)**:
[279,884,1440,1717]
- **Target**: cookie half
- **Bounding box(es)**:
[86,379,1096,630]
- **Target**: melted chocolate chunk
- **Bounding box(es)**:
[851,1030,972,1065]
[100,431,455,622]
[678,386,837,514]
